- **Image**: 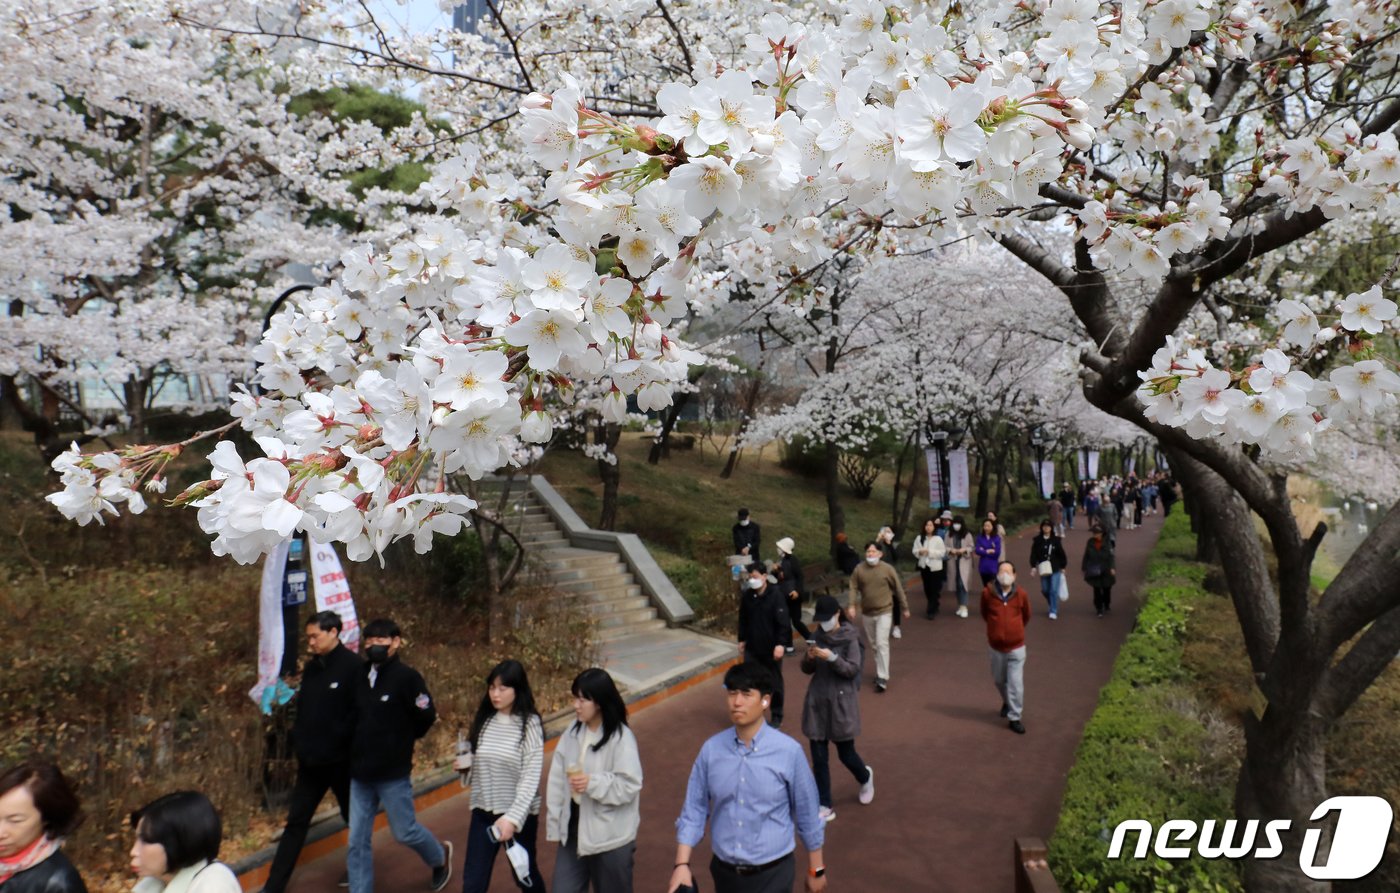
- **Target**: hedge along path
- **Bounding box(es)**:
[278,511,1165,892]
[1049,513,1245,892]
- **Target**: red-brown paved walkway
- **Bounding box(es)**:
[283,512,1163,892]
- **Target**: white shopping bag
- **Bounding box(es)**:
[1057,573,1070,604]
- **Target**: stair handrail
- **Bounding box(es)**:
[520,475,695,625]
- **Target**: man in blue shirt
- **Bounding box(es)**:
[669,663,827,893]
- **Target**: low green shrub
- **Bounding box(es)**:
[1049,512,1245,893]
[777,436,826,478]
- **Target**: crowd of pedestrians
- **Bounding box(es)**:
[4,477,1173,893]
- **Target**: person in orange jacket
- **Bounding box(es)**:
[980,560,1031,735]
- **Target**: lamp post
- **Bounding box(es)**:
[930,428,950,510]
[1029,426,1046,499]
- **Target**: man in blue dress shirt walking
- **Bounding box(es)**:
[669,663,828,893]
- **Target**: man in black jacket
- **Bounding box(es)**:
[732,507,761,557]
[346,619,451,893]
[738,563,789,726]
[263,611,361,893]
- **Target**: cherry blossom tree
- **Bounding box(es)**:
[40,4,1400,886]
[0,1,439,449]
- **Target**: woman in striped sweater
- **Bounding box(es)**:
[461,660,547,893]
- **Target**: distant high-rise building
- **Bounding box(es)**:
[452,0,487,34]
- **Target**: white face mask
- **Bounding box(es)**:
[747,577,763,590]
[819,616,839,632]
[865,555,880,566]
[997,573,1015,588]
[739,519,750,526]
[953,524,962,531]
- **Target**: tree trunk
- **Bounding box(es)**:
[596,422,622,530]
[648,367,704,464]
[894,432,920,539]
[824,440,846,551]
[1189,492,1219,563]
[720,368,764,479]
[974,448,991,517]
[123,374,149,441]
[889,431,917,537]
[1235,713,1331,893]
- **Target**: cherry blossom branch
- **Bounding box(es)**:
[173,12,532,96]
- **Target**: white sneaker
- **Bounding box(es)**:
[891,626,902,639]
[956,605,969,618]
[859,766,875,805]
[1049,613,1058,620]
[819,806,836,823]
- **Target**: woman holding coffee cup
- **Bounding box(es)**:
[544,668,642,893]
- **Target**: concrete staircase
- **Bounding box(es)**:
[505,490,668,642]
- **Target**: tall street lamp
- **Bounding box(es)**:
[1029,425,1046,499]
[930,428,950,510]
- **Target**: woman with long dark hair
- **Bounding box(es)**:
[461,660,547,893]
[1028,519,1068,620]
[911,518,947,619]
[946,515,977,618]
[0,763,86,893]
[1083,522,1117,618]
[544,669,642,893]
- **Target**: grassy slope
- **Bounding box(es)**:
[0,432,589,889]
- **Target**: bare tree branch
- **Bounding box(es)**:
[655,0,695,76]
[484,0,535,93]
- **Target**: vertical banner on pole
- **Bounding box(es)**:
[1124,455,1136,476]
[311,542,360,653]
[947,448,971,507]
[251,538,292,709]
[1088,450,1100,479]
[925,449,943,508]
[1077,450,1088,481]
[1034,460,1055,499]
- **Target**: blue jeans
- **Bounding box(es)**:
[348,776,445,893]
[1066,505,1075,528]
[1039,572,1061,614]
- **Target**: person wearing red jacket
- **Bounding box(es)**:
[980,560,1031,735]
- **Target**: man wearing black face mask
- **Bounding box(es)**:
[347,619,452,893]
[262,611,361,893]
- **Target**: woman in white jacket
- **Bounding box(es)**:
[910,518,947,619]
[545,668,642,893]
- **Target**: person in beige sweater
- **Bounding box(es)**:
[847,542,910,692]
